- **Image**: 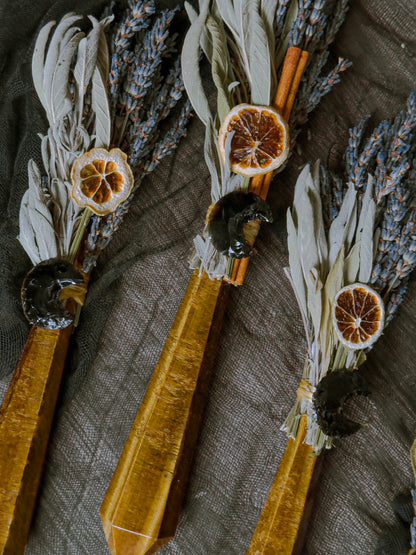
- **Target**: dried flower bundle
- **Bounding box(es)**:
[18,1,192,284]
[182,0,351,280]
[283,93,416,453]
[0,3,192,550]
[98,3,354,550]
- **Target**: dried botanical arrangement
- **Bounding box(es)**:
[283,92,416,451]
[0,3,190,552]
[184,0,351,283]
[99,2,353,554]
[248,93,416,554]
[20,3,191,299]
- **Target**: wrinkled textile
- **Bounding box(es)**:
[1,1,416,554]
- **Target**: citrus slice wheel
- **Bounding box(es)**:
[71,147,134,215]
[217,104,289,177]
[333,283,385,350]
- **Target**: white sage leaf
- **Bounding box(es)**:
[228,81,240,92]
[346,199,357,251]
[206,15,232,123]
[233,0,251,83]
[261,0,278,92]
[215,0,238,42]
[18,194,42,265]
[43,14,82,121]
[328,182,357,267]
[182,0,212,126]
[73,37,88,114]
[27,162,58,259]
[32,20,56,114]
[345,348,357,370]
[39,133,50,176]
[221,129,233,189]
[320,246,345,373]
[307,267,323,344]
[344,242,361,284]
[243,0,271,105]
[185,2,213,62]
[204,119,221,202]
[284,267,312,350]
[357,175,376,282]
[287,208,307,322]
[311,160,328,275]
[80,15,112,105]
[91,24,111,148]
[18,160,58,263]
[50,30,84,123]
[293,165,322,285]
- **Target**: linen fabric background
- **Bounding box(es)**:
[1,1,416,553]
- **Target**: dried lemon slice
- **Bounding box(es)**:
[218,104,289,177]
[333,283,385,350]
[71,147,134,215]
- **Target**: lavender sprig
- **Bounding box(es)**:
[286,0,351,145]
[290,57,352,144]
[304,0,327,51]
[81,4,191,272]
[323,0,349,46]
[109,0,156,113]
[145,99,193,173]
[289,0,313,48]
[119,8,178,116]
[275,1,290,40]
[321,93,416,321]
[82,105,194,273]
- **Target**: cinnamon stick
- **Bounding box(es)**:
[274,47,302,113]
[228,47,309,287]
[283,50,310,122]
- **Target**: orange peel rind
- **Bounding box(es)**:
[70,147,134,215]
[332,283,385,350]
[217,103,289,177]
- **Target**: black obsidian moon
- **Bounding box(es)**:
[206,191,273,258]
[312,369,370,438]
[21,258,84,329]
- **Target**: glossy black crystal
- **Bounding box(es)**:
[21,258,84,329]
[206,191,273,258]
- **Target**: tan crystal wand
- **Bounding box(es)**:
[0,326,73,554]
[100,46,309,555]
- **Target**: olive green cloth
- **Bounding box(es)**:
[0,1,415,554]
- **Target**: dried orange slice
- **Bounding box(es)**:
[333,283,385,350]
[217,103,289,177]
[71,147,134,215]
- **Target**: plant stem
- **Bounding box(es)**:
[67,208,93,264]
[332,342,346,370]
[225,258,234,279]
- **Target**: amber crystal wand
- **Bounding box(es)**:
[100,45,308,555]
[100,1,352,552]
